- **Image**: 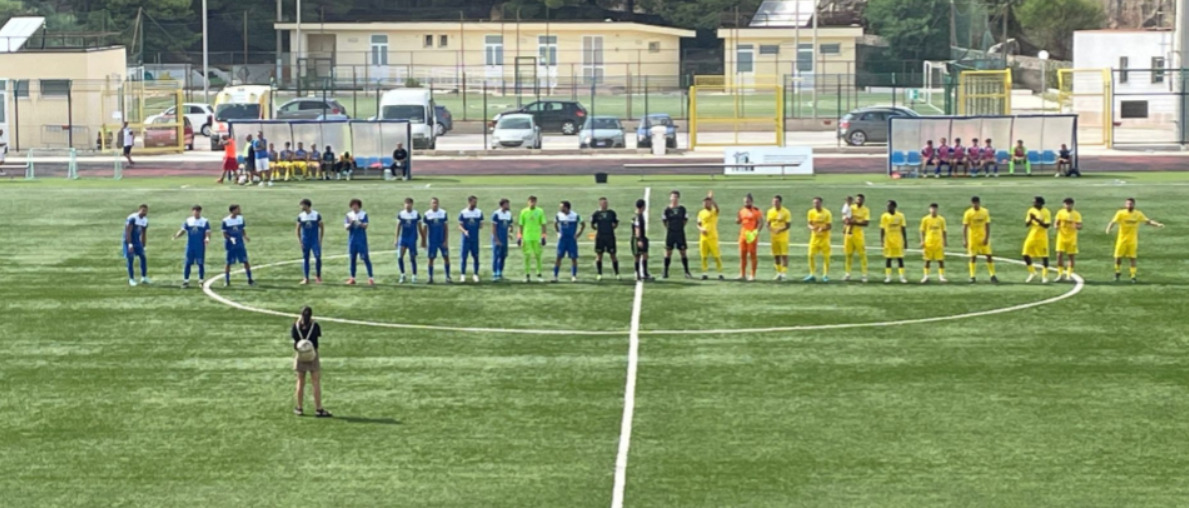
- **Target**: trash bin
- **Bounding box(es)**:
[650,125,667,156]
[594,172,608,184]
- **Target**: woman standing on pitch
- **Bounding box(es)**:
[292,306,332,418]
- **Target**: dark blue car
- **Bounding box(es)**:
[636,113,678,149]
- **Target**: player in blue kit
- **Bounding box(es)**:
[123,204,151,286]
[221,204,254,286]
[394,197,422,284]
[296,198,324,284]
[422,197,452,284]
[345,198,375,285]
[458,195,484,283]
[552,200,585,283]
[172,205,210,288]
[491,199,514,281]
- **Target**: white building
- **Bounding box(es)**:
[1073,29,1175,128]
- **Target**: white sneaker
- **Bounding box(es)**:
[1042,276,1049,284]
[900,276,908,284]
[140,277,152,285]
[884,276,891,283]
[536,276,545,283]
[1025,273,1036,283]
[921,276,930,284]
[128,279,138,287]
[939,275,948,283]
[411,275,417,284]
[571,276,577,283]
[747,275,755,281]
[843,273,851,281]
[399,274,407,284]
[861,275,868,283]
[473,274,479,283]
[773,273,783,281]
[181,280,190,288]
[597,274,603,281]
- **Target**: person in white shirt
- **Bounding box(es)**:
[121,122,135,166]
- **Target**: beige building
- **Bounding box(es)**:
[717,25,864,87]
[274,21,695,87]
[1,38,127,150]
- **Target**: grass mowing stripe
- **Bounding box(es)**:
[611,186,648,508]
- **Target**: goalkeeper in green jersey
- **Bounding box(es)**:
[517,195,548,282]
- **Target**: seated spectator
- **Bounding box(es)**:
[981,138,1000,178]
[338,151,355,181]
[390,143,410,181]
[952,138,968,176]
[1010,140,1030,175]
[934,137,951,178]
[1056,143,1080,177]
[321,145,336,181]
[921,140,938,176]
[966,138,981,177]
[308,144,322,180]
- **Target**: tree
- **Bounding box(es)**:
[864,0,950,62]
[1015,0,1103,59]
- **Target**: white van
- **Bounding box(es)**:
[378,89,437,150]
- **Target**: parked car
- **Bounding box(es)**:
[146,103,214,137]
[434,105,453,136]
[493,100,587,135]
[276,98,350,120]
[580,116,626,149]
[143,116,194,150]
[838,106,919,146]
[490,114,542,150]
[636,113,678,149]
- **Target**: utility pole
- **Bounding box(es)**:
[202,0,209,103]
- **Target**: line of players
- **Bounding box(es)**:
[919,138,1078,178]
[120,192,1163,287]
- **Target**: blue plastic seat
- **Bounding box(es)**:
[996,150,1009,163]
[1027,150,1042,165]
[890,151,907,166]
[380,157,395,167]
[906,151,922,166]
[1041,150,1058,165]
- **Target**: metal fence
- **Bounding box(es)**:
[5,79,183,152]
[1110,68,1189,147]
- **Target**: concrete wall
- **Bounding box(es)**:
[1074,30,1177,127]
[718,26,863,86]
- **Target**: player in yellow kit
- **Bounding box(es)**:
[962,196,998,283]
[879,200,909,284]
[1106,197,1164,283]
[843,194,871,282]
[1022,196,1052,283]
[766,195,793,280]
[1053,197,1083,282]
[804,197,833,283]
[697,192,724,280]
[919,203,948,283]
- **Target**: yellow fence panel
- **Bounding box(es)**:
[689,84,784,149]
[958,70,1011,115]
[1058,68,1111,146]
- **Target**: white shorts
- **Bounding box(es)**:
[255,155,270,172]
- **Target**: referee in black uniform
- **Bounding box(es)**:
[662,190,693,279]
[632,199,652,281]
[590,197,620,280]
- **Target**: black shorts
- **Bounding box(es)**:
[632,237,649,256]
[122,145,132,156]
[595,235,617,255]
[665,232,687,251]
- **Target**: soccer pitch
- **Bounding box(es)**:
[2,173,1187,507]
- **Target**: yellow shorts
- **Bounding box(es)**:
[700,236,721,259]
[1114,241,1137,259]
[1022,239,1050,258]
[844,235,866,255]
[771,235,790,256]
[1056,238,1078,255]
[967,240,992,257]
[883,243,905,259]
[808,240,831,256]
[923,244,945,261]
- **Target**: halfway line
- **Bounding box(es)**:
[611,186,648,508]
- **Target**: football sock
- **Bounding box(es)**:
[138,255,147,278]
[442,262,449,279]
[199,264,205,280]
[844,255,852,274]
[923,267,930,277]
[860,254,868,275]
[571,264,577,277]
[314,256,321,277]
[969,262,977,278]
[987,261,996,276]
[701,257,709,272]
[554,264,560,278]
[410,257,418,275]
[224,271,230,284]
[350,256,358,277]
[1130,266,1137,278]
[429,264,434,278]
[885,267,892,277]
[808,256,817,276]
[535,254,543,275]
[244,268,253,283]
[596,260,604,275]
[822,257,830,276]
[302,254,311,279]
[126,257,135,280]
[663,257,671,276]
[472,256,479,275]
[681,257,690,274]
[938,268,945,277]
[612,260,619,275]
[714,256,722,272]
[365,257,375,278]
[398,257,406,274]
[898,267,906,277]
[1027,265,1036,275]
[184,263,192,281]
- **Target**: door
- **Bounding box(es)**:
[541,102,565,130]
[735,45,755,87]
[484,35,504,86]
[859,111,888,141]
[537,35,558,90]
[369,35,389,83]
[582,36,604,85]
[523,102,546,128]
[308,34,336,80]
[0,79,7,155]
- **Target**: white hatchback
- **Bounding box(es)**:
[490,114,542,150]
[147,103,216,137]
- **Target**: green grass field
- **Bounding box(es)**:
[3,173,1187,507]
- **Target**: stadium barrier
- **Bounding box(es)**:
[1058,68,1111,146]
[230,120,411,176]
[887,114,1078,176]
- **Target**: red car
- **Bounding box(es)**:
[143,116,194,150]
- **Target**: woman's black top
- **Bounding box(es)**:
[291,321,322,350]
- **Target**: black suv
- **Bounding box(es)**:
[493,100,587,135]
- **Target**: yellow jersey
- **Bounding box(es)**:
[847,204,871,239]
[1055,209,1082,242]
[1024,207,1052,243]
[1112,209,1148,243]
[962,207,991,242]
[920,215,946,247]
[697,208,720,239]
[880,211,907,247]
[807,208,832,243]
[766,207,792,238]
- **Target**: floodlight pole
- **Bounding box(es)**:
[202,0,209,103]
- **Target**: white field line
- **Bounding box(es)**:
[203,245,1081,336]
[610,186,648,508]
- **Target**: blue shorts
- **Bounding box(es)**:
[348,242,369,258]
[557,239,579,259]
[461,239,480,257]
[226,246,249,265]
[398,236,419,253]
[428,242,449,259]
[123,243,145,259]
[185,251,205,266]
[492,241,509,257]
[302,241,321,258]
